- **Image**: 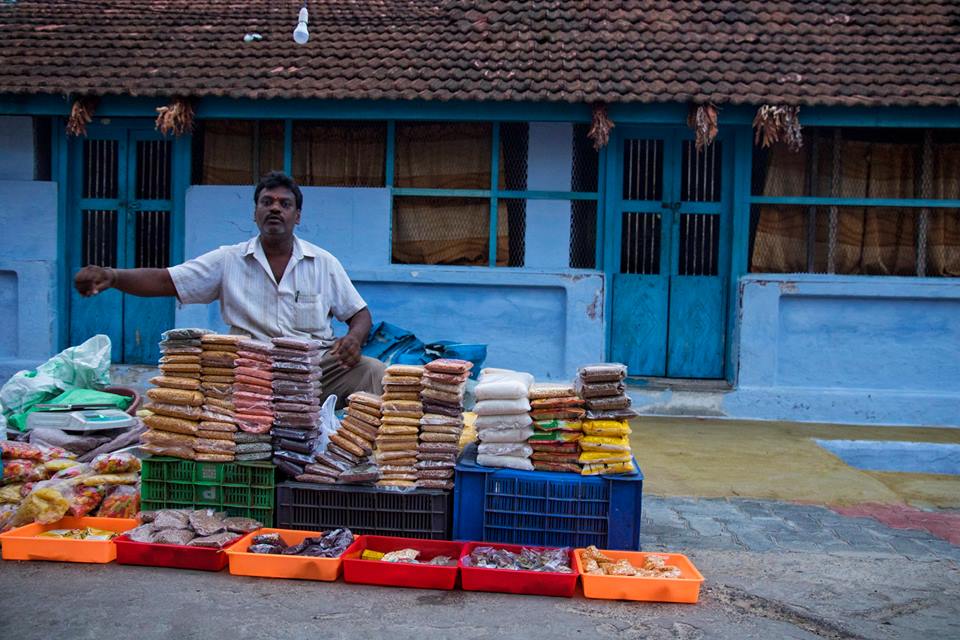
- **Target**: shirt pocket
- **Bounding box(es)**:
[292,293,322,333]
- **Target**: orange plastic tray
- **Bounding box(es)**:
[0,516,139,563]
[573,549,704,603]
[225,528,360,581]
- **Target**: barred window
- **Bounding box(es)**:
[191,120,284,185]
[750,128,960,277]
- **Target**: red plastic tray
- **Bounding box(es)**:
[458,542,578,597]
[114,533,241,571]
[343,536,463,590]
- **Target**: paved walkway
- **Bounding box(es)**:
[2,495,957,640]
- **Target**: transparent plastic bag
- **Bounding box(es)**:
[473,398,531,416]
[478,442,532,458]
[91,452,141,474]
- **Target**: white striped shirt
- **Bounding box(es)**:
[168,236,366,347]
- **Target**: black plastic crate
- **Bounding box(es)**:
[275,481,453,540]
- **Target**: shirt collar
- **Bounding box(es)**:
[245,235,316,259]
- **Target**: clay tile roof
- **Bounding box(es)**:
[1,0,959,107]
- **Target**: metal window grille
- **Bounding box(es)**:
[500,122,529,191]
[620,211,661,274]
[82,139,119,199]
[622,139,664,201]
[135,211,171,269]
[569,200,597,269]
[500,198,527,267]
[81,209,118,268]
[751,127,959,277]
[571,124,599,193]
[681,140,722,203]
[678,213,720,275]
[136,140,172,200]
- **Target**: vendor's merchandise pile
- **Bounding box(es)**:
[231,339,276,461]
[461,545,572,573]
[375,364,424,488]
[270,337,323,478]
[361,548,456,565]
[527,383,585,473]
[579,546,681,578]
[247,528,354,556]
[318,391,381,485]
[125,508,261,548]
[576,364,636,475]
[418,359,472,490]
[473,368,534,470]
[1,445,140,532]
[141,328,210,460]
[196,334,245,462]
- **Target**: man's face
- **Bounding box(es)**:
[254,186,301,239]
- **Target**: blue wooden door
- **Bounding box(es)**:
[69,123,175,364]
[607,128,730,378]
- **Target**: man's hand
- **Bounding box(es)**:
[74,265,116,297]
[329,334,362,369]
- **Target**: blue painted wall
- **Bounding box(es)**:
[176,185,605,379]
[628,274,960,427]
[0,116,33,180]
[0,180,60,382]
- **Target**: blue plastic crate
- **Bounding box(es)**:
[453,443,643,550]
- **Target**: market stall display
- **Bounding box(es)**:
[141,328,211,461]
[376,364,424,488]
[527,383,584,473]
[343,535,463,590]
[271,338,323,478]
[311,391,381,485]
[576,364,637,475]
[418,359,471,490]
[573,547,705,603]
[234,339,277,461]
[114,508,259,570]
[458,541,579,597]
[226,527,358,580]
[0,515,139,562]
[473,368,534,470]
[2,446,141,532]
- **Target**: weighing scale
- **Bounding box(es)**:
[26,406,138,433]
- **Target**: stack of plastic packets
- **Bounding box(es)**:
[473,368,534,471]
[195,334,245,462]
[269,337,323,480]
[322,391,382,485]
[140,328,211,460]
[576,363,637,476]
[527,383,585,473]
[231,339,276,461]
[418,359,472,489]
[375,364,424,488]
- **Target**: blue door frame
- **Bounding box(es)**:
[67,120,182,364]
[604,126,732,379]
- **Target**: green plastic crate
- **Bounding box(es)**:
[140,456,276,526]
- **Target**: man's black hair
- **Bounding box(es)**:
[254,171,303,210]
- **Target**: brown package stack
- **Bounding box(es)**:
[417,359,472,490]
[315,391,382,485]
[375,364,424,488]
[527,383,584,474]
[196,334,245,462]
[141,328,211,460]
[232,339,277,462]
[270,337,323,480]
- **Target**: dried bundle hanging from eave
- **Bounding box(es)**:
[66,97,99,137]
[753,105,803,151]
[588,102,614,151]
[687,103,719,151]
[155,97,196,136]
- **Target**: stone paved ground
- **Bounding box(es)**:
[1,496,957,640]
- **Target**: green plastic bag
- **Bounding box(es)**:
[0,335,113,430]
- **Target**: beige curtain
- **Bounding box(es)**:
[392,123,509,265]
[292,122,385,186]
[201,120,283,185]
[752,135,960,276]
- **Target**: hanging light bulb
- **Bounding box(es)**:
[293,4,309,45]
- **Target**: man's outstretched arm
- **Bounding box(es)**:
[74,265,177,298]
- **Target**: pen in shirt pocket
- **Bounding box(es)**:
[295,290,300,302]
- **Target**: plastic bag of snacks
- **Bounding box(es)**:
[91,452,142,474]
[64,484,104,517]
[14,486,70,525]
[1,441,45,461]
[2,459,44,484]
[96,485,140,518]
